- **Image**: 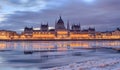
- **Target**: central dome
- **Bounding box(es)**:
[55,16,66,30]
[57,16,64,24]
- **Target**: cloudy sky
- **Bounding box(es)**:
[0,0,120,32]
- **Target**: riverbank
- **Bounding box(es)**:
[0,39,120,41]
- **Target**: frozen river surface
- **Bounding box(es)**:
[0,41,120,70]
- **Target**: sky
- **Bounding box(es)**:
[0,0,120,32]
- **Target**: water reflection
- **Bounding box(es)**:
[0,41,120,51]
[0,41,120,70]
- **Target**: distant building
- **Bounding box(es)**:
[0,30,16,40]
[71,24,81,31]
[24,27,33,35]
[41,24,48,31]
[0,16,119,40]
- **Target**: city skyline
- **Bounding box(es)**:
[0,0,120,32]
[0,16,119,41]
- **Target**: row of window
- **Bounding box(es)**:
[33,32,54,34]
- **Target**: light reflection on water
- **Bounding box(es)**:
[0,41,120,51]
[0,41,120,70]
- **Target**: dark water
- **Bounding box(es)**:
[0,41,120,70]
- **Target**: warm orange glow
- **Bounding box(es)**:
[0,43,6,50]
[0,29,119,40]
[70,42,89,48]
[57,31,68,34]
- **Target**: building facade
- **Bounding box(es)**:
[0,16,120,40]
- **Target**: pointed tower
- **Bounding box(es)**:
[67,20,70,30]
[40,22,48,31]
[55,19,57,30]
[79,23,81,31]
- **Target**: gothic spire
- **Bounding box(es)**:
[67,20,70,30]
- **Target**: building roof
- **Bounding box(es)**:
[57,16,64,24]
[41,24,48,27]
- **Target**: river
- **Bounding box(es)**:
[0,41,120,70]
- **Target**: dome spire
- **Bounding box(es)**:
[60,16,61,19]
[59,14,62,19]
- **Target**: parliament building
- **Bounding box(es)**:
[0,16,120,40]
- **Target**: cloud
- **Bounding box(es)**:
[0,0,67,12]
[0,14,7,22]
[0,0,120,32]
[0,5,2,10]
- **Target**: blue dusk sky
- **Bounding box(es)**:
[0,0,120,32]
